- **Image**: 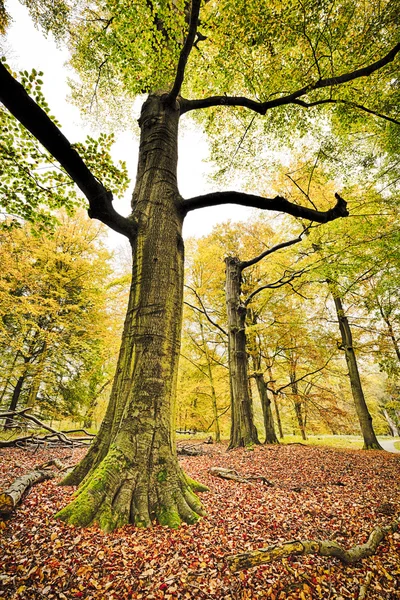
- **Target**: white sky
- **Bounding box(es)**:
[3,0,253,247]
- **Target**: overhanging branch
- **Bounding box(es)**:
[183,191,348,223]
[293,98,400,125]
[0,63,136,239]
[180,43,400,115]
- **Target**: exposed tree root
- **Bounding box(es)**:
[358,571,373,600]
[226,518,400,571]
[56,444,209,531]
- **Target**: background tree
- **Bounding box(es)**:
[0,211,120,425]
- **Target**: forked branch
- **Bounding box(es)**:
[0,64,136,239]
[167,0,202,103]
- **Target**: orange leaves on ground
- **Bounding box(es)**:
[0,444,399,599]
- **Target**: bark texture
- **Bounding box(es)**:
[57,95,208,531]
[227,518,400,571]
[332,294,383,450]
[225,257,260,449]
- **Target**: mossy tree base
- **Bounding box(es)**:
[56,444,208,531]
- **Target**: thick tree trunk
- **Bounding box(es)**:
[225,257,260,449]
[57,95,207,531]
[332,294,383,450]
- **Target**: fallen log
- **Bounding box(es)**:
[209,467,274,486]
[177,443,205,456]
[0,470,54,516]
[0,411,94,448]
[226,518,400,571]
[209,467,251,483]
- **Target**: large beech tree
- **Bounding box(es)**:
[1,0,399,530]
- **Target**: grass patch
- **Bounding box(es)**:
[281,434,364,449]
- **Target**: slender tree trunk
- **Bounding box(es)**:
[246,312,278,444]
[267,365,284,438]
[0,351,20,406]
[25,343,47,408]
[378,306,400,363]
[83,377,112,429]
[289,361,307,440]
[57,95,207,531]
[332,293,383,450]
[382,408,399,437]
[199,321,221,442]
[225,257,260,449]
[4,374,25,429]
[253,371,279,444]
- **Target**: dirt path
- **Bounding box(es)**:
[379,438,400,453]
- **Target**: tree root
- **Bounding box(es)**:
[56,444,208,531]
[226,518,400,571]
[358,571,373,600]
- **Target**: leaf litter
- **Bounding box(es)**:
[0,444,399,599]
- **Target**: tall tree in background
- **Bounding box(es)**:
[0,212,118,422]
[1,0,399,530]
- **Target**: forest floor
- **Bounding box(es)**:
[0,443,399,600]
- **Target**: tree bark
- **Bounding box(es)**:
[225,257,260,449]
[247,312,278,444]
[57,95,208,531]
[332,293,383,450]
[254,371,279,444]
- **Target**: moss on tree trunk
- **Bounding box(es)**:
[57,95,208,531]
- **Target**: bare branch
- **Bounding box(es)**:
[0,63,136,239]
[181,43,400,115]
[183,191,348,223]
[241,229,308,270]
[184,285,228,336]
[166,0,201,103]
[244,269,307,306]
